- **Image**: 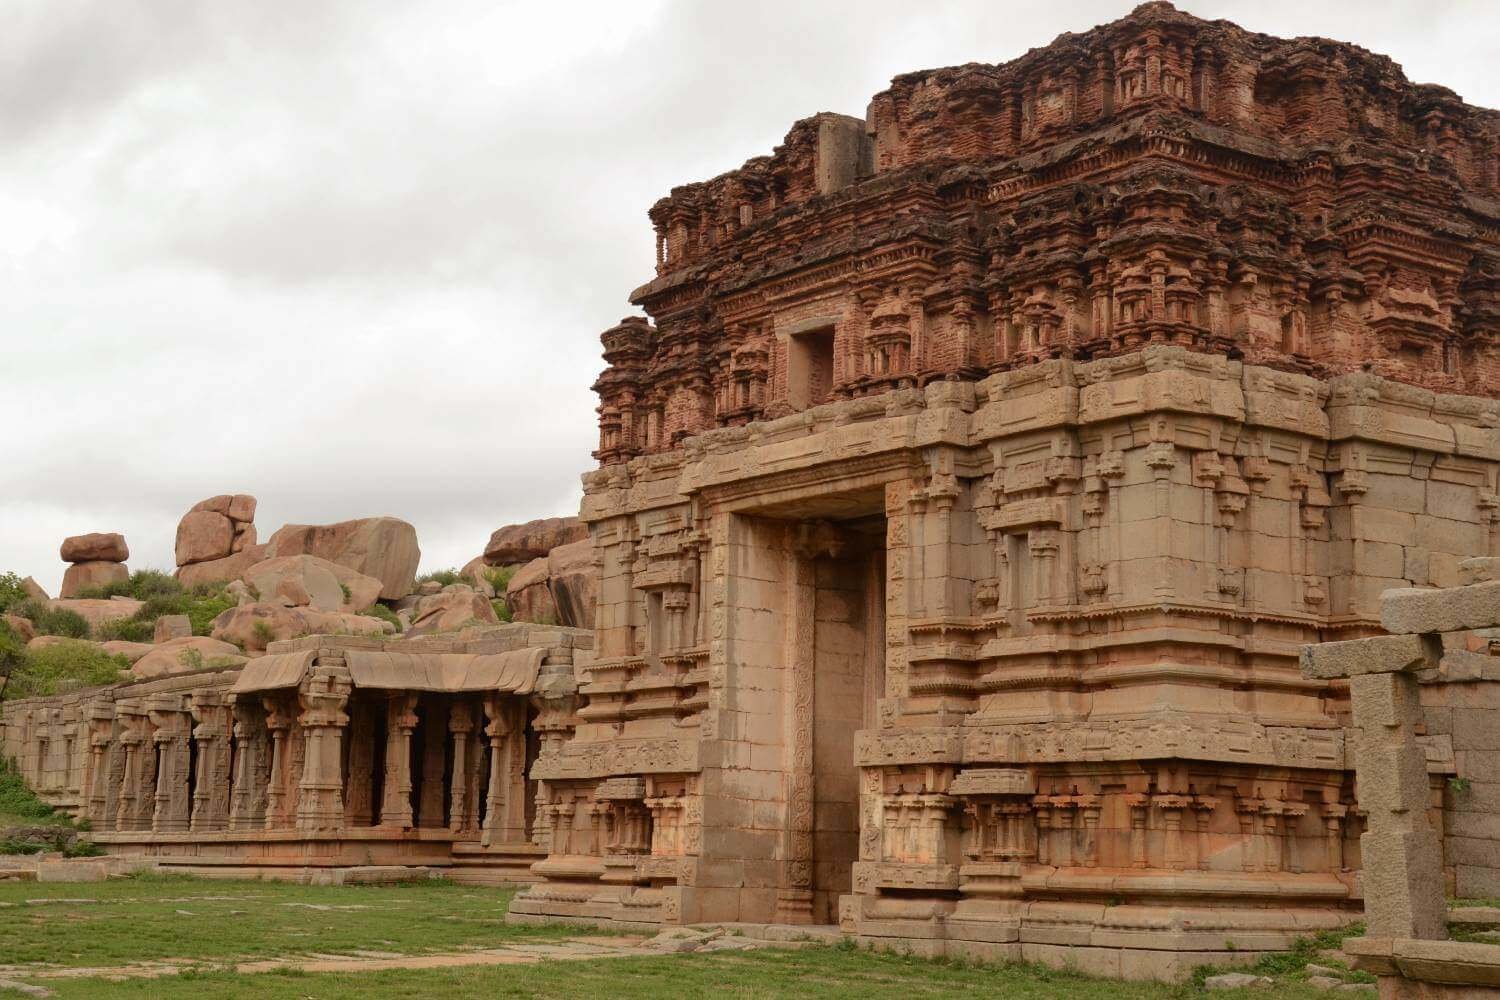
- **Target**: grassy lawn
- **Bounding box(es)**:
[0,874,1377,998]
[0,874,598,968]
[7,947,1355,1000]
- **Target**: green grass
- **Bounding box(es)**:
[0,875,601,968]
[5,945,1352,1000]
[0,874,1376,999]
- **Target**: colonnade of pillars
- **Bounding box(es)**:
[80,660,535,844]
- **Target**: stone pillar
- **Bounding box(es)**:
[296,661,353,832]
[1302,631,1447,940]
[114,699,154,832]
[228,696,269,830]
[418,698,447,828]
[481,694,519,846]
[380,692,419,830]
[449,701,475,834]
[1349,667,1447,939]
[189,690,232,833]
[83,702,116,831]
[344,698,377,827]
[148,694,192,834]
[262,695,295,830]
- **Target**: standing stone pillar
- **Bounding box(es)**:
[114,699,154,832]
[148,694,192,833]
[228,696,269,830]
[295,661,353,832]
[262,695,295,830]
[418,698,447,828]
[1302,631,1446,939]
[480,694,518,846]
[83,702,117,831]
[380,692,419,830]
[448,701,475,834]
[1349,667,1447,939]
[343,698,377,827]
[189,690,232,832]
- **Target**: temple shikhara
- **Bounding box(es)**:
[7,1,1500,982]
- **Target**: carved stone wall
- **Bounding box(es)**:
[529,11,1500,974]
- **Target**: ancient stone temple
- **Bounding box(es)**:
[1,623,588,882]
[511,1,1500,978]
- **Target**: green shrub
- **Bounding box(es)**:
[491,599,513,623]
[75,569,184,603]
[252,621,276,646]
[366,603,403,632]
[0,620,25,684]
[415,568,464,587]
[483,565,517,594]
[9,599,91,639]
[181,593,234,636]
[4,640,129,699]
[96,617,154,643]
[0,756,57,822]
[0,572,30,614]
[111,574,235,638]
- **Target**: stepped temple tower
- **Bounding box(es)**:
[512,1,1500,978]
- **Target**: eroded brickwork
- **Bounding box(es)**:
[594,2,1500,468]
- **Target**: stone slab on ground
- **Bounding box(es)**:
[1204,971,1273,990]
[34,860,108,883]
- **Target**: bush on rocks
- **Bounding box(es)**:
[76,570,237,638]
[4,639,129,699]
[0,572,30,614]
[8,599,90,639]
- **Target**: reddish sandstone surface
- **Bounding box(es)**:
[593,1,1500,465]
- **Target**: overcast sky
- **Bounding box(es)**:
[3,1,1495,593]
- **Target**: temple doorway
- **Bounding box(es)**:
[749,494,885,925]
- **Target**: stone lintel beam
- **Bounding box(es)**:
[1344,935,1500,987]
[1380,580,1500,635]
[1300,633,1438,681]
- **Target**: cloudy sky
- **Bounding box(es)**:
[4,1,1495,593]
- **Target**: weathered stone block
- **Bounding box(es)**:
[1302,634,1437,680]
[1382,582,1500,635]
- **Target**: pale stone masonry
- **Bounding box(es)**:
[1304,571,1500,997]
